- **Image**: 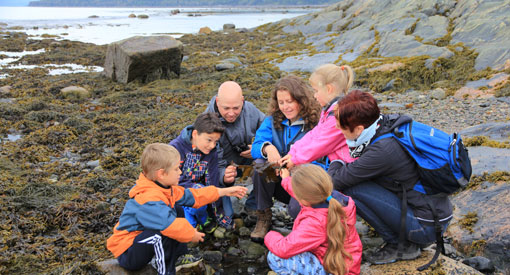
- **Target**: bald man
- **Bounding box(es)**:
[205,81,265,192]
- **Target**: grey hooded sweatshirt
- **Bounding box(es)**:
[204,95,265,185]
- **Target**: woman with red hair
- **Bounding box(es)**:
[328,90,452,265]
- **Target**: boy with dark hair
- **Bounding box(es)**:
[169,112,235,233]
[106,143,247,275]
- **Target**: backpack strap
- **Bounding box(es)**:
[397,182,407,259]
[417,196,445,271]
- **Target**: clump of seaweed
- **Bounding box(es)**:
[463,136,510,148]
[459,212,478,233]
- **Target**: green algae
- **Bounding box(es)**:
[463,136,510,149]
[459,212,478,233]
[466,171,510,190]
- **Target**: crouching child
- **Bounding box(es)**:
[106,143,247,275]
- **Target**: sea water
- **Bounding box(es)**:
[0,6,317,45]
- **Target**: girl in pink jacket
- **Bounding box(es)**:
[265,164,362,275]
[280,64,356,169]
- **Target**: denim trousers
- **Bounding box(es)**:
[343,182,446,244]
[267,251,329,275]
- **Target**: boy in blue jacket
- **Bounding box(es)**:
[169,112,235,232]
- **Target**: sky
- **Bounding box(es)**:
[0,0,33,6]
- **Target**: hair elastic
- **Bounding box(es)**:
[326,195,333,202]
[340,65,345,71]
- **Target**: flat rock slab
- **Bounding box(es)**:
[467,146,510,176]
[461,122,510,142]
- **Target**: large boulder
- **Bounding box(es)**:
[104,36,183,84]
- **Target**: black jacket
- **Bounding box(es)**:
[328,114,452,224]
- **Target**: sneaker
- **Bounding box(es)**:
[175,254,203,272]
[367,242,421,264]
[198,218,218,234]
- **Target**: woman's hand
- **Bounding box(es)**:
[264,144,281,164]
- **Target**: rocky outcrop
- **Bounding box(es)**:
[272,0,510,72]
[104,36,183,84]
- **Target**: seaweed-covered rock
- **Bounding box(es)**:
[104,36,183,84]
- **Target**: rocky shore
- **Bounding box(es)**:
[1,0,509,274]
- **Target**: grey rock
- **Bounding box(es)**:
[276,52,340,72]
[0,85,12,94]
[239,227,251,237]
[378,102,405,110]
[460,122,510,142]
[203,250,222,263]
[449,182,510,271]
[466,146,510,176]
[215,62,235,71]
[223,23,235,30]
[462,256,495,273]
[425,58,437,69]
[227,247,241,257]
[238,240,266,259]
[222,57,242,65]
[431,88,446,100]
[413,15,449,41]
[86,160,100,168]
[237,28,249,33]
[104,36,183,84]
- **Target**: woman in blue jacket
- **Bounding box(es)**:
[250,75,321,243]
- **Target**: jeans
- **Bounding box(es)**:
[343,181,447,244]
[267,251,329,275]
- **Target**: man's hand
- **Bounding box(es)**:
[264,144,281,164]
[279,154,295,169]
[218,186,248,199]
[223,165,237,184]
[239,144,252,159]
[191,229,205,243]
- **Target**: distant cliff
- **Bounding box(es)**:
[28,0,337,7]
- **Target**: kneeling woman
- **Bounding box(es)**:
[328,90,452,264]
[250,75,321,243]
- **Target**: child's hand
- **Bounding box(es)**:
[191,229,205,243]
[219,186,248,199]
[279,154,295,169]
[223,165,237,184]
[279,168,290,179]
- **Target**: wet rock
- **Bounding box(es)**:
[170,9,180,15]
[449,181,510,271]
[199,27,212,35]
[237,28,249,33]
[227,247,241,257]
[203,250,222,263]
[462,256,495,273]
[104,36,183,84]
[96,259,156,274]
[137,14,149,19]
[128,14,136,18]
[238,240,266,260]
[238,227,251,237]
[88,15,99,18]
[223,23,235,30]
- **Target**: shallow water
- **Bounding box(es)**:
[0,6,318,45]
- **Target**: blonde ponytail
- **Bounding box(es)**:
[323,198,351,275]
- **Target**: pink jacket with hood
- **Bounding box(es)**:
[288,99,355,165]
[264,177,362,275]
